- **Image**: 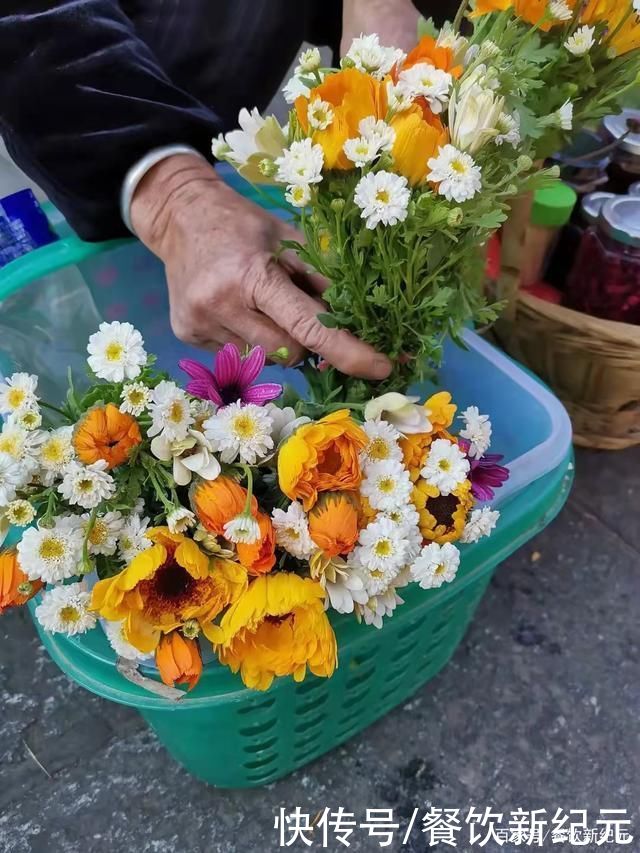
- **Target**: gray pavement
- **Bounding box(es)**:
[1,446,638,853]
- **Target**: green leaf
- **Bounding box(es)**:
[316,312,340,329]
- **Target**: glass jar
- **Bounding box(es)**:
[603,110,640,195]
[565,197,640,324]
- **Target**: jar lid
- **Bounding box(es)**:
[581,192,618,225]
[603,110,640,157]
[630,182,640,197]
[599,197,640,249]
[530,183,577,228]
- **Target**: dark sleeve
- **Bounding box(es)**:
[0,1,220,241]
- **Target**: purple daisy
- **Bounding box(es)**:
[179,343,282,408]
[459,438,510,502]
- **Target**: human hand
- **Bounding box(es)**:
[341,0,420,57]
[130,153,392,380]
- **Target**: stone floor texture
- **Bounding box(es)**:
[1,446,638,852]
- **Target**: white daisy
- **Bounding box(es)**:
[37,426,74,485]
[549,0,573,21]
[343,136,380,168]
[211,132,230,159]
[275,139,324,186]
[346,34,405,79]
[459,406,492,459]
[556,99,574,131]
[322,566,369,614]
[204,402,273,465]
[351,517,407,592]
[307,98,334,131]
[150,429,220,486]
[103,619,153,660]
[0,451,26,505]
[148,380,194,442]
[411,542,461,589]
[0,372,38,416]
[460,507,500,544]
[18,519,84,583]
[4,499,36,527]
[360,460,413,512]
[565,25,596,56]
[285,183,312,208]
[427,144,482,203]
[120,381,152,416]
[87,321,147,382]
[354,171,411,230]
[9,407,42,431]
[81,510,123,556]
[223,513,261,545]
[360,419,403,465]
[58,460,116,509]
[359,117,396,152]
[380,502,420,533]
[35,582,96,636]
[355,584,405,629]
[421,438,470,496]
[118,514,152,563]
[495,112,522,147]
[0,424,43,476]
[386,81,413,114]
[296,46,322,74]
[282,75,311,105]
[271,501,314,560]
[397,63,453,114]
[166,507,196,535]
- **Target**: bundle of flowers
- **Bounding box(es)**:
[466,0,640,157]
[0,322,508,693]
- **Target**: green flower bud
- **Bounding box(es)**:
[330,198,346,212]
[417,192,435,209]
[340,56,356,69]
[17,582,34,597]
[447,208,464,227]
[506,184,518,196]
[547,165,561,178]
[269,347,290,362]
[182,620,201,640]
[516,155,533,173]
[258,158,277,178]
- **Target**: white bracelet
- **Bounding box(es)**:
[120,144,206,235]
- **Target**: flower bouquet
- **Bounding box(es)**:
[0,320,508,693]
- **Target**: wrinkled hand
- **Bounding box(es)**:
[341,0,421,57]
[131,153,392,379]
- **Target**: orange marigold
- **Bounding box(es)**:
[156,632,203,691]
[308,492,360,558]
[400,35,463,78]
[236,512,276,575]
[73,403,141,469]
[391,107,448,185]
[0,549,42,613]
[192,476,257,537]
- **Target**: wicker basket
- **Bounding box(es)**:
[492,194,640,450]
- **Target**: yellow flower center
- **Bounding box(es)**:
[450,159,468,175]
[375,189,390,204]
[292,187,306,202]
[128,389,146,406]
[319,231,331,253]
[42,439,67,465]
[435,563,446,575]
[105,342,124,362]
[39,537,65,561]
[0,435,20,456]
[168,401,185,424]
[373,538,393,558]
[232,414,258,440]
[60,606,80,624]
[77,478,95,494]
[370,569,384,579]
[89,520,108,545]
[378,476,395,494]
[7,388,26,409]
[8,504,32,525]
[20,412,39,429]
[120,535,133,551]
[285,527,300,540]
[368,438,390,461]
[438,459,451,472]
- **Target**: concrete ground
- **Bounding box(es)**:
[1,445,638,852]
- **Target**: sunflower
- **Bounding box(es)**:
[73,403,141,470]
[210,573,337,691]
[412,478,474,544]
[0,549,42,613]
[91,527,247,653]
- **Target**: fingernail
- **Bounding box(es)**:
[372,357,392,379]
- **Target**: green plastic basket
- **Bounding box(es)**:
[29,452,573,788]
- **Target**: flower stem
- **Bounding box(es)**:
[82,508,97,575]
[453,0,470,32]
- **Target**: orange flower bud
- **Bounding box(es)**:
[73,404,141,470]
[156,632,203,691]
[308,492,360,557]
[0,549,42,614]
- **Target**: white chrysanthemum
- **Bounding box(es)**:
[223,513,261,545]
[285,183,312,208]
[549,0,573,21]
[360,419,403,466]
[359,117,396,152]
[459,406,492,459]
[282,75,311,105]
[148,380,194,442]
[449,85,505,154]
[460,507,500,544]
[0,424,43,475]
[381,502,420,532]
[120,381,152,416]
[355,584,405,629]
[397,63,452,113]
[35,582,96,636]
[103,619,153,661]
[223,107,268,166]
[204,402,274,465]
[275,138,324,186]
[565,25,596,56]
[360,460,413,512]
[118,514,152,563]
[437,24,470,62]
[556,99,573,131]
[264,404,310,446]
[150,429,220,486]
[307,98,334,130]
[345,33,405,78]
[87,321,147,382]
[386,81,413,113]
[211,132,230,159]
[81,510,123,556]
[411,542,461,589]
[18,519,84,583]
[323,566,369,614]
[58,460,116,509]
[271,501,314,560]
[351,517,408,592]
[38,426,74,485]
[296,46,322,74]
[427,144,482,203]
[421,438,470,496]
[495,112,522,147]
[9,407,42,431]
[167,507,196,535]
[354,171,410,230]
[5,499,36,527]
[0,372,38,416]
[343,136,380,167]
[0,451,26,505]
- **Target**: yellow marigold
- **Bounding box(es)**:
[401,432,433,482]
[391,107,448,185]
[426,391,457,433]
[91,527,247,653]
[210,573,337,691]
[278,410,367,511]
[582,0,640,54]
[412,479,474,544]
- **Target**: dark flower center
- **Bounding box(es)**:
[220,383,243,405]
[428,493,460,528]
[143,561,196,602]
